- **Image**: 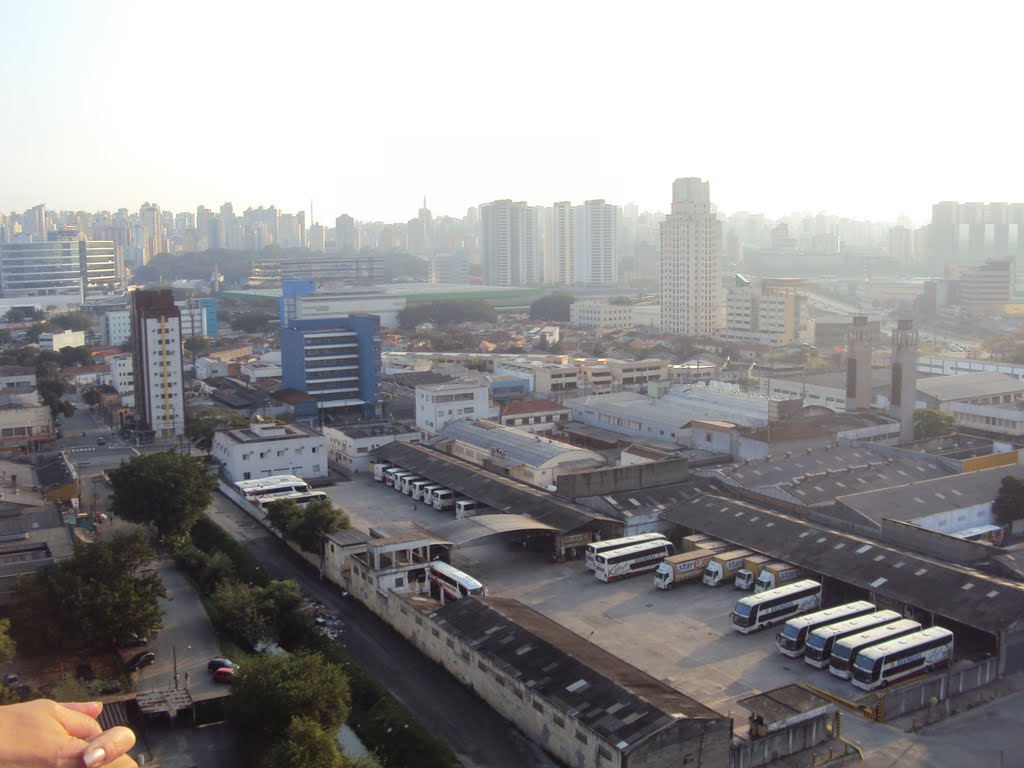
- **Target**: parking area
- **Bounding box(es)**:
[323,475,874,720]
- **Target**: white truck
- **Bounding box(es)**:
[734,555,773,591]
[702,549,754,587]
[754,562,806,593]
[653,543,731,589]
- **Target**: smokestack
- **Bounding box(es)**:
[890,316,919,442]
[845,315,873,410]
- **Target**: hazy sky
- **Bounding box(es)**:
[2,0,1021,225]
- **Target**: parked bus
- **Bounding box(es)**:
[255,490,328,510]
[776,601,876,658]
[388,470,416,489]
[431,487,461,511]
[804,610,903,669]
[731,580,822,635]
[429,561,486,604]
[594,540,677,583]
[585,533,669,571]
[454,499,490,517]
[400,474,424,495]
[828,619,922,679]
[411,480,441,501]
[235,475,311,503]
[851,627,954,691]
[372,463,395,482]
[383,467,406,487]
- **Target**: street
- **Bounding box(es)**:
[205,493,552,768]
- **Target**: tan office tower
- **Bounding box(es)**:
[659,178,722,336]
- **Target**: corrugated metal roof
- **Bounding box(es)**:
[427,514,559,546]
[375,442,616,533]
[916,371,1024,402]
[663,494,1024,635]
[432,597,726,750]
[439,419,600,468]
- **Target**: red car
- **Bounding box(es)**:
[213,667,235,684]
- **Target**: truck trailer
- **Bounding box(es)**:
[654,543,732,589]
[734,555,773,590]
[702,549,754,587]
[754,562,806,593]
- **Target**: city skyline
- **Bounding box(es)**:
[2,1,1022,224]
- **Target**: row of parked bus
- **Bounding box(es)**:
[372,462,490,517]
[731,583,957,691]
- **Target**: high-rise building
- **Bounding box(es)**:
[131,290,185,439]
[543,202,574,286]
[0,229,121,299]
[408,198,434,257]
[574,200,618,285]
[959,260,1012,315]
[22,204,47,241]
[659,178,722,336]
[139,202,163,262]
[928,201,1024,286]
[888,225,913,267]
[427,252,469,284]
[480,200,541,286]
[335,214,358,252]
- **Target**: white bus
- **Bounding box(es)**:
[235,475,311,502]
[454,499,490,517]
[372,462,395,482]
[776,601,876,658]
[400,474,424,495]
[828,619,922,679]
[851,627,954,691]
[256,490,328,510]
[431,487,459,511]
[429,561,486,604]
[387,470,416,489]
[584,533,668,571]
[383,467,406,487]
[804,610,903,669]
[594,540,677,583]
[731,580,822,635]
[411,480,441,501]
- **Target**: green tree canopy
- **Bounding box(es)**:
[0,618,15,664]
[232,311,274,333]
[994,475,1024,526]
[269,717,345,768]
[186,408,250,451]
[184,335,212,358]
[265,498,304,540]
[4,306,44,323]
[108,451,217,537]
[268,497,350,554]
[397,300,497,330]
[529,293,574,322]
[59,346,92,367]
[209,579,267,650]
[228,653,351,749]
[913,408,956,440]
[48,311,94,332]
[11,531,165,652]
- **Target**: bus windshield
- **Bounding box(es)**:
[806,633,827,650]
[781,624,801,640]
[733,603,752,617]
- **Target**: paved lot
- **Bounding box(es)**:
[324,472,1024,765]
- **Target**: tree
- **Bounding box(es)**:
[184,335,212,362]
[529,293,574,322]
[265,498,304,540]
[397,300,497,330]
[0,618,14,664]
[269,716,345,768]
[48,311,94,332]
[59,346,92,367]
[186,408,249,451]
[232,311,274,334]
[994,476,1024,526]
[913,409,956,440]
[11,531,165,652]
[228,653,351,749]
[208,580,267,650]
[4,306,43,323]
[108,451,217,537]
[291,498,351,555]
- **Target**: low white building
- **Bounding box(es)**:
[324,421,420,474]
[0,366,37,390]
[103,310,132,346]
[108,354,134,396]
[61,364,111,389]
[415,378,496,437]
[240,360,282,382]
[39,329,85,351]
[195,357,229,380]
[570,301,634,329]
[499,399,570,435]
[211,422,327,483]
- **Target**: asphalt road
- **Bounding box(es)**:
[205,493,553,768]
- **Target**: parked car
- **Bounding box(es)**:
[126,651,155,672]
[3,673,20,688]
[207,657,236,672]
[213,667,235,684]
[121,633,148,648]
[96,436,106,446]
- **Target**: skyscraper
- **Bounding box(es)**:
[131,290,185,439]
[659,178,722,336]
[335,214,358,252]
[139,202,163,263]
[543,202,574,286]
[480,200,541,286]
[574,199,619,285]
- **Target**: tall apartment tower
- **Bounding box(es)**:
[480,200,541,286]
[844,315,874,410]
[574,199,619,285]
[335,214,359,252]
[543,202,574,285]
[131,290,185,439]
[889,317,919,442]
[659,178,722,336]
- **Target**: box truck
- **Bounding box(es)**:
[654,543,731,589]
[702,549,754,587]
[734,555,773,591]
[754,562,806,593]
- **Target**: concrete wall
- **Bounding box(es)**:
[730,713,839,768]
[555,458,689,498]
[868,657,999,721]
[880,519,995,564]
[217,481,322,571]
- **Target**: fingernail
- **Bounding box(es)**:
[83,747,106,767]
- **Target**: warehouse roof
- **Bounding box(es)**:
[432,597,725,750]
[663,493,1024,635]
[426,514,559,547]
[374,442,616,533]
[836,466,1024,529]
[916,371,1024,403]
[438,419,603,469]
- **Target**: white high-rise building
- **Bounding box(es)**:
[543,202,574,286]
[659,178,722,336]
[480,200,541,286]
[574,200,619,285]
[131,290,185,438]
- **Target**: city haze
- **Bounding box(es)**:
[2,0,1022,222]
